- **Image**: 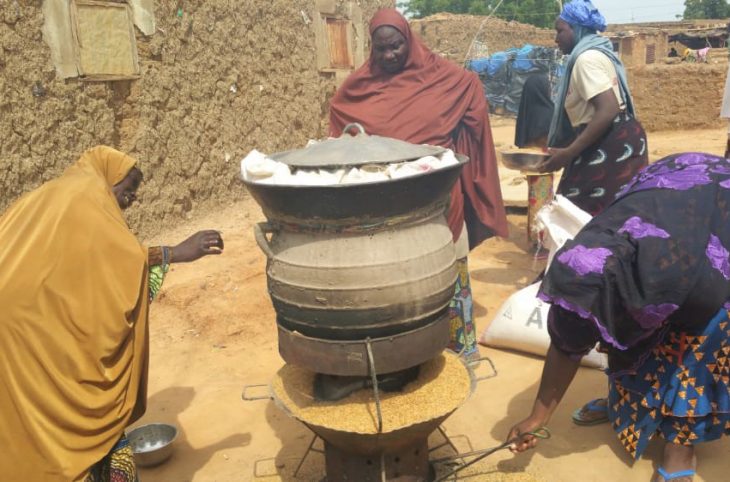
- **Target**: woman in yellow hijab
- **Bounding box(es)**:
[0,146,223,481]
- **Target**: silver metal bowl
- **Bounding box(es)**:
[500,150,549,173]
[126,423,177,467]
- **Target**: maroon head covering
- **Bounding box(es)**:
[329,9,508,248]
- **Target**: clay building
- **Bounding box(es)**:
[409,13,727,132]
[1,0,393,235]
[611,19,728,49]
[410,13,555,62]
[607,31,670,68]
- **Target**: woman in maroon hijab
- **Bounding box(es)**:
[330,9,508,358]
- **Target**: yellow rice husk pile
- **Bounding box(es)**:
[271,352,471,434]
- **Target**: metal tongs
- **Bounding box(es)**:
[432,427,551,481]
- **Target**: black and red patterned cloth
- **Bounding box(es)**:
[557,113,648,216]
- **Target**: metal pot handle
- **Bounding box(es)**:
[254,222,276,259]
[470,356,498,383]
[241,384,272,401]
[341,122,367,137]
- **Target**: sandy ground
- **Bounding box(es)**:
[131,121,729,481]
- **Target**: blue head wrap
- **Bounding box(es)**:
[559,0,607,33]
[548,1,636,148]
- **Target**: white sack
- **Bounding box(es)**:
[534,195,592,269]
[240,147,460,186]
[481,199,603,368]
[480,283,608,369]
[341,165,390,184]
[290,168,344,186]
[240,149,292,184]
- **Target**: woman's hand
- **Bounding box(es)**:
[538,147,574,173]
[507,416,547,453]
[506,345,581,454]
[541,90,620,174]
[171,230,224,263]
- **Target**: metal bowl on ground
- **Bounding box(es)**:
[126,423,177,467]
[500,149,549,173]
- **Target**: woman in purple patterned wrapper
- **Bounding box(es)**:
[506,153,730,482]
[544,0,649,427]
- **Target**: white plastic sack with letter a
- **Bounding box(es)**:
[479,195,607,369]
[480,283,608,369]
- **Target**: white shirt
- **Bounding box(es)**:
[564,50,625,127]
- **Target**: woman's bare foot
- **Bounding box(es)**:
[654,442,696,482]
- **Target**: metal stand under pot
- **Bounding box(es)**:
[243,350,497,481]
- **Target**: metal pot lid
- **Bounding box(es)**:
[269,123,447,169]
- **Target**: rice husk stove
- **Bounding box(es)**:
[242,126,485,480]
[268,351,475,480]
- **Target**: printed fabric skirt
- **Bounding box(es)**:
[85,435,138,482]
[558,113,648,216]
[448,258,477,356]
[608,307,730,459]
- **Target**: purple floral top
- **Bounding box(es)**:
[540,152,730,376]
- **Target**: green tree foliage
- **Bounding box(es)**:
[398,0,561,28]
[682,0,730,19]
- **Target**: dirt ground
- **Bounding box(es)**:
[131,120,730,481]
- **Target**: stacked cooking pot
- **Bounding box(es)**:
[244,124,468,376]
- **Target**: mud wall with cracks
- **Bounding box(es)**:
[0,0,393,237]
[630,62,727,132]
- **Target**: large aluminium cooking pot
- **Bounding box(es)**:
[256,209,457,340]
[242,123,468,226]
[245,128,468,373]
[243,156,466,226]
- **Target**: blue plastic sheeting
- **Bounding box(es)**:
[513,45,536,72]
[468,50,511,77]
[468,44,564,116]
